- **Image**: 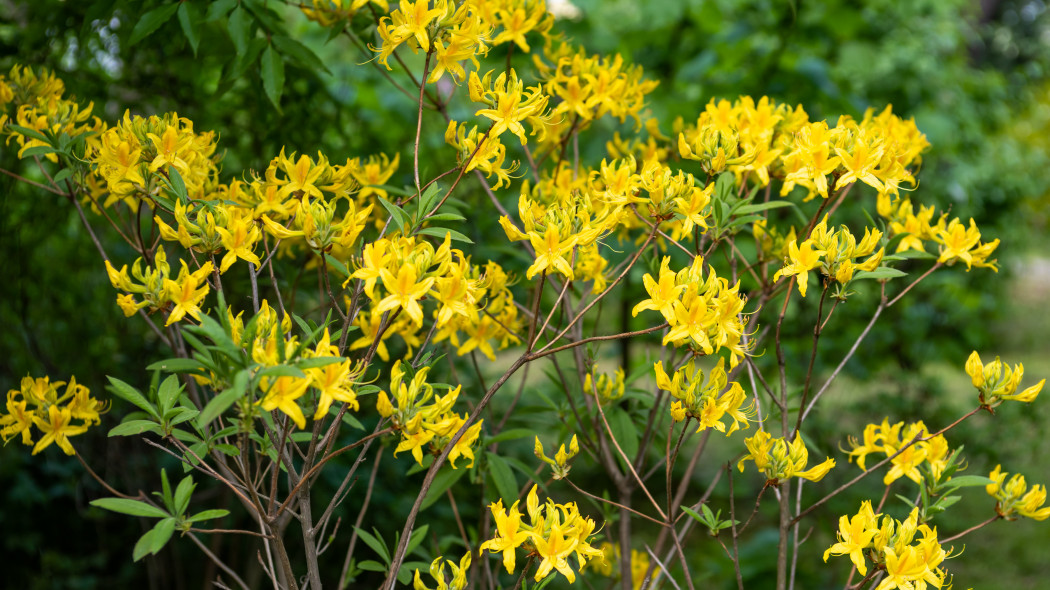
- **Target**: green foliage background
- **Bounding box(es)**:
[2,0,1049,588]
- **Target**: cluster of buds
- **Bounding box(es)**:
[738,430,836,484]
[105,246,214,326]
[377,361,482,468]
[654,357,753,435]
[534,434,579,479]
[965,351,1044,409]
[986,465,1050,521]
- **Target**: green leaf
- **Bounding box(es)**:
[19,145,60,158]
[486,452,518,503]
[485,428,536,445]
[421,467,466,511]
[425,212,466,222]
[261,44,285,110]
[163,166,188,204]
[185,509,230,523]
[606,407,639,464]
[198,370,249,428]
[90,498,169,519]
[174,475,195,517]
[853,267,908,281]
[257,365,306,380]
[735,200,796,215]
[107,377,159,419]
[157,375,183,415]
[177,2,201,56]
[415,226,473,244]
[148,517,177,555]
[146,358,206,373]
[133,528,156,561]
[8,124,49,143]
[296,356,344,369]
[377,196,409,233]
[681,505,709,525]
[944,475,995,488]
[354,527,391,565]
[272,35,331,75]
[109,420,163,437]
[129,3,180,46]
[404,524,430,558]
[357,560,387,573]
[227,6,250,56]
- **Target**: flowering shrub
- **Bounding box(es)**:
[1,2,1047,589]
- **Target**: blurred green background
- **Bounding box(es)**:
[2,0,1049,587]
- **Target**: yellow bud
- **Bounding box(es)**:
[377,391,394,418]
[965,351,984,388]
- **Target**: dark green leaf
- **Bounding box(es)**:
[129,3,180,46]
[198,370,249,428]
[227,6,250,56]
[272,35,331,75]
[8,124,49,143]
[261,44,285,109]
[486,452,517,503]
[353,527,391,565]
[177,2,200,56]
[19,145,60,158]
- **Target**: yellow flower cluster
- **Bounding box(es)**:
[845,419,951,485]
[965,351,1044,409]
[824,503,948,590]
[105,246,214,326]
[877,194,999,271]
[583,366,625,404]
[0,376,108,455]
[0,65,101,162]
[674,98,929,200]
[586,542,653,589]
[374,0,551,79]
[771,215,885,297]
[534,37,659,129]
[632,256,751,366]
[986,465,1050,521]
[500,188,619,283]
[301,0,389,27]
[413,551,471,590]
[534,434,579,479]
[156,201,262,274]
[377,361,481,468]
[738,430,836,483]
[654,357,753,435]
[349,234,521,362]
[90,111,220,207]
[261,328,365,428]
[479,485,603,584]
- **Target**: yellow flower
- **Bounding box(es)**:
[532,521,579,583]
[526,225,575,280]
[632,257,684,323]
[377,264,435,326]
[258,375,312,429]
[31,405,88,455]
[772,238,825,297]
[163,261,214,326]
[824,501,879,575]
[478,499,532,574]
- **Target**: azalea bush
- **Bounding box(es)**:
[2,1,1049,589]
